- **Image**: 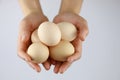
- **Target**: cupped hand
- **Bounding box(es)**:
[53,12,89,74]
[17,12,51,72]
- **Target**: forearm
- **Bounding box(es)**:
[59,0,83,14]
[19,0,43,16]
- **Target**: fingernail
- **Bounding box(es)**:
[46,62,51,70]
[59,69,64,74]
[36,69,40,73]
[55,70,58,74]
[46,66,50,70]
[60,72,64,74]
[54,69,58,74]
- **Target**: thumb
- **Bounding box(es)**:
[77,24,89,41]
[79,29,88,41]
[53,15,63,24]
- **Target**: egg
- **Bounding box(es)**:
[38,21,61,46]
[31,29,40,43]
[27,42,49,63]
[49,41,75,61]
[57,22,77,41]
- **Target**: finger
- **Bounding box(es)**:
[27,62,41,72]
[42,59,51,70]
[18,51,31,62]
[67,51,81,62]
[77,21,89,41]
[54,62,62,74]
[17,27,32,61]
[53,15,62,24]
[50,58,56,65]
[59,61,72,74]
[68,38,82,62]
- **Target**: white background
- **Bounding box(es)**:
[0,0,120,80]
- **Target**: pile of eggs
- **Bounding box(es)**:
[27,21,77,63]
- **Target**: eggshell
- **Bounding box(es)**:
[38,21,61,46]
[49,41,75,61]
[27,42,49,63]
[31,29,40,43]
[57,22,77,41]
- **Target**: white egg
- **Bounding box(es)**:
[31,29,40,43]
[38,21,61,46]
[49,41,75,61]
[27,42,49,63]
[57,22,77,41]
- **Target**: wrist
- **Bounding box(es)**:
[57,11,79,17]
[59,11,78,15]
[25,9,44,16]
[19,0,43,16]
[59,0,83,14]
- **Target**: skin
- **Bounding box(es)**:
[18,0,89,73]
[51,0,89,74]
[18,0,51,72]
[53,13,88,74]
[18,0,43,16]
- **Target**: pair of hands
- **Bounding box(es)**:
[17,12,88,74]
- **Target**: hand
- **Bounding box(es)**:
[17,12,51,72]
[53,12,89,74]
